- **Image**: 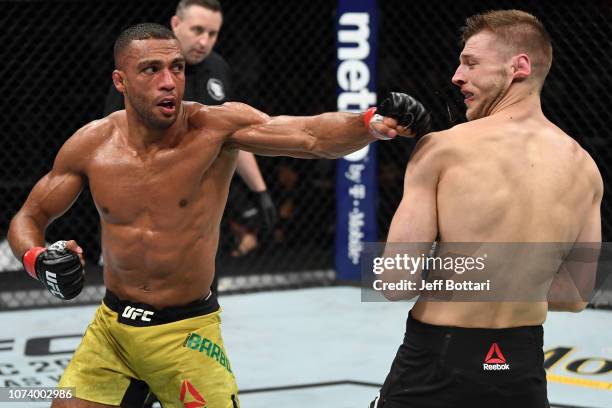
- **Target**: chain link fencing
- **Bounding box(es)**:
[377,0,612,241]
[1,0,610,309]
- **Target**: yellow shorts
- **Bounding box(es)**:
[58,290,239,408]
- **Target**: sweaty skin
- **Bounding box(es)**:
[408,113,601,327]
[383,31,603,328]
[8,38,405,309]
[8,104,381,309]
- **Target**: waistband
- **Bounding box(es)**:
[406,312,543,349]
[103,290,220,327]
[405,313,544,377]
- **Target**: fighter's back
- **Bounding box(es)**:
[412,113,602,327]
[437,114,598,244]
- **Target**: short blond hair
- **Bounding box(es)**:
[461,10,553,85]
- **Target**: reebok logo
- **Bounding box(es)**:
[483,342,510,371]
[180,379,207,408]
[121,306,154,322]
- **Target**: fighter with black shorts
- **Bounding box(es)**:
[371,10,602,408]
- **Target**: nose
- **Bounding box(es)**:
[452,65,465,87]
[159,68,176,91]
[198,33,211,49]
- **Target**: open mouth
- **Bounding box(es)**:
[157,99,176,114]
[462,91,474,104]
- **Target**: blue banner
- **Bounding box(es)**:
[335,0,378,281]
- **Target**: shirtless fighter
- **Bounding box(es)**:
[370,10,603,408]
[7,23,430,408]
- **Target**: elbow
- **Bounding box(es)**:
[7,215,24,259]
[548,301,589,313]
[567,301,590,312]
[311,142,338,159]
[382,289,418,302]
[7,214,21,246]
[308,135,342,159]
[375,277,419,301]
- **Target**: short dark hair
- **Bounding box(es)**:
[114,23,177,68]
[460,10,552,83]
[176,0,222,18]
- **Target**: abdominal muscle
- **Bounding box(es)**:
[100,220,219,309]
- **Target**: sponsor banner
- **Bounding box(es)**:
[335,0,378,280]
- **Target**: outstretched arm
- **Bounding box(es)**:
[225,104,379,159]
[218,93,429,159]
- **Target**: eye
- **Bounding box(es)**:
[143,66,158,74]
[172,63,185,73]
[191,27,204,35]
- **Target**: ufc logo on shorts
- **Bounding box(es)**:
[122,306,154,322]
[45,271,64,298]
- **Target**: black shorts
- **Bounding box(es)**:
[371,313,549,408]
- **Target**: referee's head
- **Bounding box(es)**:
[171,0,223,65]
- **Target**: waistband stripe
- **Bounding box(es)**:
[103,290,219,327]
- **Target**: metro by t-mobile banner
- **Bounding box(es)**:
[335,0,378,280]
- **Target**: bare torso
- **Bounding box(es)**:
[87,103,237,308]
[8,95,376,309]
[412,111,599,327]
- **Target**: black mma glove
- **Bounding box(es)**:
[379,92,432,136]
[364,92,432,140]
[254,190,277,232]
[22,240,85,300]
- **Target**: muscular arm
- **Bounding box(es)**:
[7,127,91,260]
[221,103,380,159]
[236,151,267,192]
[380,135,442,300]
[548,172,603,312]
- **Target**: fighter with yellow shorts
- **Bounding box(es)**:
[59,291,238,408]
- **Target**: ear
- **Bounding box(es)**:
[170,15,180,31]
[112,70,126,94]
[512,53,531,80]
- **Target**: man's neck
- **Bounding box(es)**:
[489,83,544,120]
[125,103,187,153]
